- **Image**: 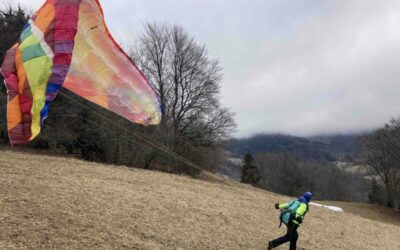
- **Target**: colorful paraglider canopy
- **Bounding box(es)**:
[0,0,162,145]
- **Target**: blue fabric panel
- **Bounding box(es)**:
[46,83,62,94]
[40,102,50,126]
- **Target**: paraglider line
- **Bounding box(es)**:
[57,91,225,181]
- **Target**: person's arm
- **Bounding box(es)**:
[293,203,308,224]
[295,203,308,217]
[275,200,294,209]
[278,203,289,209]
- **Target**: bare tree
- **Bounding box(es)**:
[131,23,236,146]
[254,152,370,201]
[361,118,400,209]
[1,13,234,173]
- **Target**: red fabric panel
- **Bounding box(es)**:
[8,123,31,145]
[54,29,77,40]
[19,95,33,113]
[54,5,79,31]
[55,0,80,5]
[1,45,17,74]
[22,79,33,99]
[44,20,55,50]
[53,53,72,65]
[4,74,19,92]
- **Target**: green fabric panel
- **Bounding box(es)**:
[21,43,47,62]
[19,35,40,51]
[20,27,32,41]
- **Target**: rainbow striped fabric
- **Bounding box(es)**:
[1,0,161,145]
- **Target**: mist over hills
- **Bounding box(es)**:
[226,133,361,162]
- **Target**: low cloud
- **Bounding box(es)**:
[228,0,400,136]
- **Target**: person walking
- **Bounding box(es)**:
[267,192,312,250]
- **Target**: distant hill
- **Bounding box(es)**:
[309,134,361,160]
[226,134,361,162]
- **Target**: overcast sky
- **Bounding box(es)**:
[9,0,400,137]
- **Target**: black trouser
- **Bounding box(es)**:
[270,222,299,250]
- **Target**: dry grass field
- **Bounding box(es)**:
[1,149,400,250]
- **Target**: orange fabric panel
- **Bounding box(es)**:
[35,4,55,33]
[15,48,26,94]
[7,96,22,130]
[86,95,110,109]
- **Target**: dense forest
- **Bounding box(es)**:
[227,133,360,162]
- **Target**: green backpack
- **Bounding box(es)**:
[279,200,301,227]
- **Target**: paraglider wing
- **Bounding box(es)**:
[63,0,161,126]
[0,0,162,145]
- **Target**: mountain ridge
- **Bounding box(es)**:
[227,133,360,162]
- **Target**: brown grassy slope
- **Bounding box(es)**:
[0,150,399,250]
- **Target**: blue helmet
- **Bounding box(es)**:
[298,196,307,203]
[303,192,312,202]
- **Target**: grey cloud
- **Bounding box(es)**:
[11,0,400,137]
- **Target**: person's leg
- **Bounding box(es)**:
[269,226,291,249]
[289,224,299,250]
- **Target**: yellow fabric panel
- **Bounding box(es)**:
[23,56,52,140]
[34,4,55,33]
[19,35,40,51]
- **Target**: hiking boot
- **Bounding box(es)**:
[267,241,273,250]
